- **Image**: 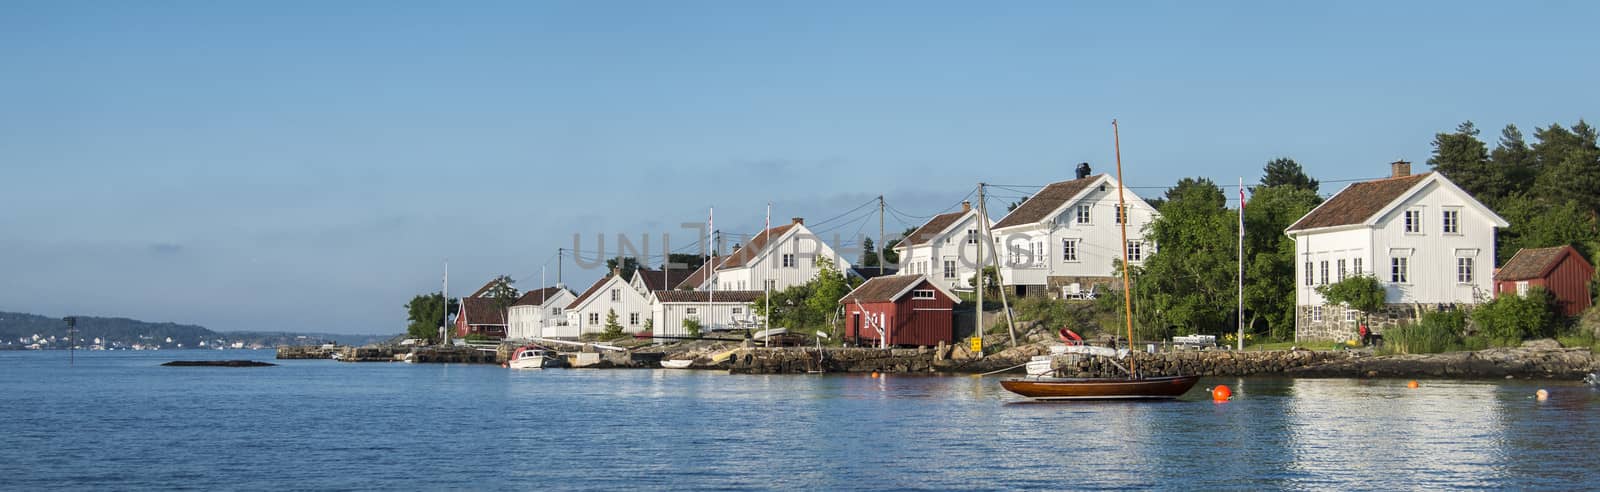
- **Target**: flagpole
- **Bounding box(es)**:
[1238,176,1245,351]
[708,207,715,336]
[765,202,772,349]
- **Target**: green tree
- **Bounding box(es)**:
[750,257,860,335]
[405,293,456,343]
[1495,194,1600,263]
[1260,157,1319,194]
[859,237,880,267]
[1428,121,1495,201]
[805,258,851,319]
[642,317,654,335]
[1315,275,1387,327]
[485,275,519,333]
[1135,178,1238,336]
[1242,185,1323,341]
[1472,287,1557,345]
[606,256,640,280]
[966,266,1001,300]
[881,226,917,266]
[1489,124,1538,202]
[666,253,706,272]
[602,308,624,340]
[682,318,703,339]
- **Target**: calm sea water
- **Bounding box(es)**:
[2,349,1597,491]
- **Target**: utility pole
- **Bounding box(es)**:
[557,248,564,286]
[974,184,985,359]
[441,260,450,345]
[878,195,885,275]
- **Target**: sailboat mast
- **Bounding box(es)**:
[1113,119,1137,377]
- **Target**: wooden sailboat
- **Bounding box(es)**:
[999,120,1199,401]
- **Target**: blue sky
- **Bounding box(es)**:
[2,1,1594,334]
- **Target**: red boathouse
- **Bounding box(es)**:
[840,274,961,347]
[1494,245,1595,317]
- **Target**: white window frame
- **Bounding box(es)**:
[1516,281,1529,296]
[1404,209,1423,234]
[782,254,796,268]
[1062,239,1079,262]
[1456,257,1474,284]
[732,307,743,315]
[629,312,640,325]
[686,307,699,315]
[1345,309,1357,321]
[1127,240,1144,262]
[1319,261,1329,285]
[588,313,599,325]
[942,259,957,279]
[1305,261,1314,286]
[611,289,620,302]
[1312,306,1323,322]
[1442,208,1461,235]
[1353,258,1363,276]
[1391,256,1409,284]
[1032,241,1046,267]
[1114,204,1127,224]
[966,228,979,245]
[1076,205,1091,224]
[1337,259,1347,282]
[912,290,936,300]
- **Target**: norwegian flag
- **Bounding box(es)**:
[1238,178,1246,237]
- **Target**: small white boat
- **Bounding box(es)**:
[508,346,553,370]
[661,359,694,369]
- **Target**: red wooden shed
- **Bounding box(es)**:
[840,274,961,347]
[1494,245,1595,317]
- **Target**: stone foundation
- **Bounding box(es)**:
[1296,303,1477,342]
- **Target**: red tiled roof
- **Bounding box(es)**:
[993,175,1102,229]
[652,290,766,303]
[899,211,967,249]
[839,275,927,303]
[565,274,613,310]
[676,260,716,290]
[1287,173,1431,232]
[458,297,507,326]
[635,267,696,292]
[512,286,568,307]
[1495,246,1579,281]
[718,223,798,269]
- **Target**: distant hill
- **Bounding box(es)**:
[0,311,391,350]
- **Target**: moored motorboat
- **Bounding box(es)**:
[508,345,554,370]
[1000,375,1200,400]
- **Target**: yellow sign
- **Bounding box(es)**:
[969,336,982,353]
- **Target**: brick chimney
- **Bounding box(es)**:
[1391,160,1411,178]
[961,201,971,212]
[791,217,804,225]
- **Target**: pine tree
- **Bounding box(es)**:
[1260,157,1319,194]
[1428,121,1493,200]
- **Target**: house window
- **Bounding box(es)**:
[551,307,562,316]
[1353,258,1363,276]
[1076,205,1091,224]
[1032,241,1046,267]
[782,254,796,268]
[686,307,698,315]
[1391,257,1409,283]
[1345,309,1357,321]
[1457,257,1474,283]
[1404,209,1422,233]
[629,313,640,325]
[611,289,620,301]
[943,259,957,279]
[1337,259,1348,282]
[1305,261,1314,286]
[913,290,936,299]
[1516,281,1529,296]
[588,313,599,325]
[1115,204,1127,224]
[966,229,978,244]
[1319,261,1329,285]
[1442,209,1460,234]
[1312,306,1323,322]
[1062,239,1078,262]
[1126,240,1144,261]
[732,307,743,315]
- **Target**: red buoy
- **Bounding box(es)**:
[1212,385,1232,401]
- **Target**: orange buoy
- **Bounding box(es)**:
[1536,389,1549,401]
[1407,380,1419,389]
[1211,385,1232,401]
[870,371,880,378]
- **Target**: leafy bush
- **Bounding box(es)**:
[1385,310,1465,354]
[682,318,702,339]
[1014,296,1074,331]
[1472,287,1557,345]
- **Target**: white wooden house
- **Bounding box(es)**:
[506,286,575,340]
[892,202,989,292]
[708,217,852,292]
[990,169,1159,298]
[1285,161,1508,341]
[649,290,764,339]
[564,272,654,336]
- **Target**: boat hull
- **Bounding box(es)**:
[1000,375,1200,401]
[507,358,545,370]
[660,359,693,369]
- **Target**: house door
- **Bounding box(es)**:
[852,313,861,345]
